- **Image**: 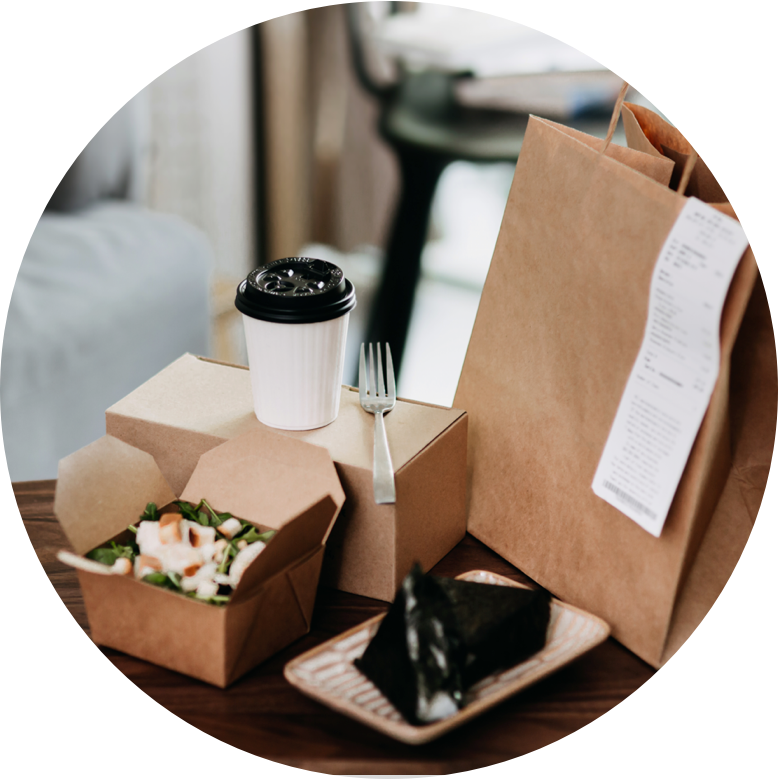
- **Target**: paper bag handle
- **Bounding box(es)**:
[602,79,699,195]
[677,148,699,196]
[599,80,630,156]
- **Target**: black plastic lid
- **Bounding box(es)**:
[235,257,357,324]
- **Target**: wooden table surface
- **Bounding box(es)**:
[18,479,654,775]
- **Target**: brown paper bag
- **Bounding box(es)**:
[454,111,776,667]
[620,101,727,202]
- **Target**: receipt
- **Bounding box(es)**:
[592,197,749,537]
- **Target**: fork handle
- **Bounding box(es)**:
[373,411,396,504]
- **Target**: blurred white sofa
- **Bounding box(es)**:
[1,96,214,481]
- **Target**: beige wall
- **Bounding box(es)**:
[142,27,256,365]
[261,5,398,261]
[145,28,256,280]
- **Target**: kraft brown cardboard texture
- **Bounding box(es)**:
[55,435,176,555]
[454,114,775,668]
[622,102,726,202]
[106,355,468,602]
[55,427,345,686]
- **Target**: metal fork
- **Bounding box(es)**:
[359,343,396,504]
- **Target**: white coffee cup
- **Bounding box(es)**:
[235,257,356,430]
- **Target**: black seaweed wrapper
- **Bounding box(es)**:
[355,565,551,725]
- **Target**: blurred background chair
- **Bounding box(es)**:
[345,2,622,380]
[2,7,662,481]
[1,94,214,481]
[347,3,524,379]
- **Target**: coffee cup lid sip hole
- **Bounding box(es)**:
[235,257,357,324]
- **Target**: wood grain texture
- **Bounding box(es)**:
[17,479,654,774]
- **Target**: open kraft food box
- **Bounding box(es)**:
[104,353,468,602]
[54,427,345,687]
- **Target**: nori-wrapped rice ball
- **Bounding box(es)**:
[437,576,551,687]
[355,564,551,725]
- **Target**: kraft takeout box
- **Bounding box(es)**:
[104,354,468,602]
[54,426,345,687]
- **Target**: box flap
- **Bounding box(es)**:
[54,435,177,554]
[179,427,345,531]
[224,548,324,684]
[181,428,344,601]
[230,502,334,603]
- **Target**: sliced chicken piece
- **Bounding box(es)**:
[158,544,202,576]
[110,557,133,576]
[216,518,242,540]
[158,514,183,545]
[228,541,267,589]
[181,562,218,593]
[136,521,163,557]
[135,554,163,579]
[186,523,216,548]
[159,512,181,528]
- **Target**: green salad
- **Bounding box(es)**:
[86,499,276,605]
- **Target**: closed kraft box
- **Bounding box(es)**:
[105,354,468,602]
[54,427,345,687]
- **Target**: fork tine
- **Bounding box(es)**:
[385,343,396,400]
[375,343,385,398]
[359,343,366,398]
[368,343,376,398]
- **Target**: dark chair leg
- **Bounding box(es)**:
[364,146,448,381]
